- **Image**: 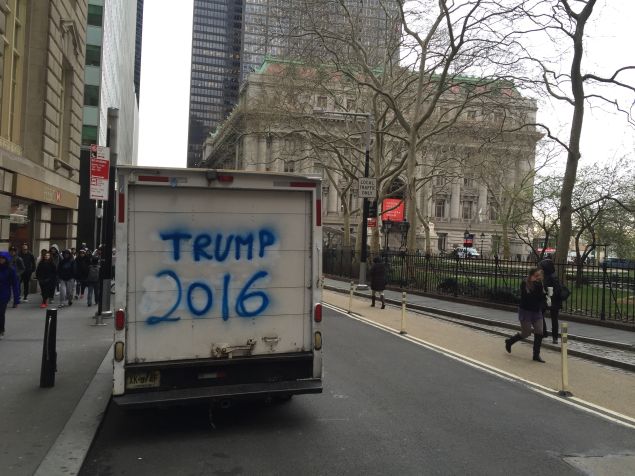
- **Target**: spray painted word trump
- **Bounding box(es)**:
[140,228,277,325]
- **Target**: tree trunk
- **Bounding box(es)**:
[555,1,595,265]
[501,221,511,260]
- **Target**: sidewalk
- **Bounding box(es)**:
[0,293,113,476]
[325,278,635,346]
[322,289,635,421]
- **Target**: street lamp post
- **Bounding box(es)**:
[480,232,485,257]
[314,110,373,290]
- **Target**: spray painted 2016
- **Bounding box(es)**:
[141,227,278,326]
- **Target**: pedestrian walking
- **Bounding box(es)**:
[49,244,61,296]
[369,256,386,309]
[75,248,91,299]
[18,243,36,302]
[0,252,20,338]
[86,257,101,307]
[58,249,76,307]
[8,247,24,308]
[35,251,57,308]
[539,258,564,344]
[504,268,547,363]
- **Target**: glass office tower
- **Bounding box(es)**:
[187,0,243,168]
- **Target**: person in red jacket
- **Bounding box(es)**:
[0,251,20,338]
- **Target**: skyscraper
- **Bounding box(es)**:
[187,0,401,168]
[134,0,144,101]
[187,0,243,168]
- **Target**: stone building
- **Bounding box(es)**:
[0,0,87,252]
[203,59,542,257]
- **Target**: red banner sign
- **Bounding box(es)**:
[381,198,405,222]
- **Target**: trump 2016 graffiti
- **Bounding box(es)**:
[143,228,277,326]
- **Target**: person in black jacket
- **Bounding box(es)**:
[369,256,387,309]
[504,267,547,362]
[18,243,36,302]
[57,249,77,307]
[75,248,91,299]
[539,258,563,344]
[35,251,57,308]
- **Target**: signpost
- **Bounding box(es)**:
[89,145,110,201]
[358,178,376,199]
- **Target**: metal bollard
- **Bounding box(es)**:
[559,323,573,397]
[348,281,354,314]
[40,308,58,388]
[400,291,407,335]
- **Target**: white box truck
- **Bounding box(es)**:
[112,166,323,407]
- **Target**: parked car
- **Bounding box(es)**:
[601,258,635,269]
[456,247,480,259]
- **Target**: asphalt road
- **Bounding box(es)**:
[80,308,635,476]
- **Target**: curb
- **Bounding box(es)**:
[324,285,635,351]
[324,285,635,373]
[34,345,113,476]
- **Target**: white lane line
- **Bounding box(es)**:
[323,302,635,430]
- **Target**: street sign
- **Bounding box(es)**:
[367,218,377,228]
[89,145,110,201]
[358,178,376,198]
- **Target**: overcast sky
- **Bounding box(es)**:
[138,0,635,171]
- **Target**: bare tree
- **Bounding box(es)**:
[495,0,635,263]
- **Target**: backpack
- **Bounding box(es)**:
[87,265,100,283]
[560,285,571,302]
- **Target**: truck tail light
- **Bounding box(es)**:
[114,341,124,361]
[314,303,322,323]
[217,174,233,183]
[115,309,125,330]
[314,331,322,350]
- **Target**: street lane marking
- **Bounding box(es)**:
[323,302,635,431]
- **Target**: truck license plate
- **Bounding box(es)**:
[126,371,160,389]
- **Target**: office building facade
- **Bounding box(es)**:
[78,0,139,249]
[0,0,87,252]
[187,0,243,167]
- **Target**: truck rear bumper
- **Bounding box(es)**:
[113,379,322,408]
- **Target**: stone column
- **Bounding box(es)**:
[478,185,488,221]
[244,135,258,171]
[450,181,461,219]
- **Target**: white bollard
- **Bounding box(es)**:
[348,280,354,314]
[400,291,407,335]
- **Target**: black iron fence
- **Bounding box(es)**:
[322,247,635,324]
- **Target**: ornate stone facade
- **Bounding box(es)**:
[204,60,542,257]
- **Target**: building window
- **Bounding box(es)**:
[462,200,473,220]
[316,96,327,108]
[434,176,445,186]
[86,45,101,67]
[437,233,447,251]
[84,85,99,107]
[87,4,103,27]
[59,64,73,161]
[434,199,445,218]
[463,176,474,187]
[82,125,97,146]
[284,160,295,173]
[346,98,355,110]
[1,0,27,143]
[492,235,502,255]
[467,110,477,119]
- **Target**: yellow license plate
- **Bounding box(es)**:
[126,370,160,389]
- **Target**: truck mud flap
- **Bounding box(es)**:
[113,379,322,408]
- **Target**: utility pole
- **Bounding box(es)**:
[358,114,372,290]
[313,109,373,290]
[97,108,119,319]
